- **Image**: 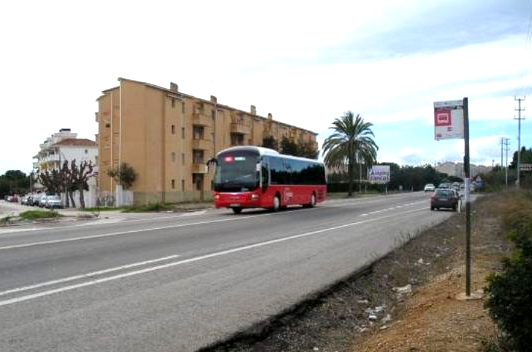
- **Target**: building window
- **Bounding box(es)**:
[182,102,185,114]
[171,179,175,189]
[193,149,204,164]
[211,109,215,119]
[84,149,88,154]
[182,127,185,139]
[171,152,175,162]
[172,98,175,108]
[231,133,244,146]
[193,125,204,140]
[182,153,185,165]
[171,125,175,134]
[181,179,185,191]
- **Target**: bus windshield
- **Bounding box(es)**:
[213,151,260,192]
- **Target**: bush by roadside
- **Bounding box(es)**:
[485,190,532,351]
[18,210,61,220]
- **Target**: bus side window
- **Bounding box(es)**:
[262,164,269,190]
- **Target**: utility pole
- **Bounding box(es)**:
[514,97,526,186]
[502,137,510,185]
[500,137,504,169]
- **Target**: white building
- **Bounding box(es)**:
[34,129,98,173]
[33,129,98,207]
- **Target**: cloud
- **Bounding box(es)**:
[379,135,512,166]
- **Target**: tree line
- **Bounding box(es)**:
[0,170,30,198]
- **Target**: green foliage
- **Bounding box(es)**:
[262,136,279,151]
[263,136,319,159]
[510,146,532,169]
[322,112,378,196]
[297,140,319,159]
[0,170,30,198]
[280,137,299,156]
[107,163,137,190]
[485,192,532,351]
[18,210,61,220]
[122,203,174,213]
[38,168,64,194]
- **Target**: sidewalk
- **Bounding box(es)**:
[0,200,214,226]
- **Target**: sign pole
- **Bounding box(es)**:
[463,97,471,297]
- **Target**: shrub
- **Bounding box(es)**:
[19,210,60,220]
[107,163,137,190]
[485,192,532,351]
[122,203,174,213]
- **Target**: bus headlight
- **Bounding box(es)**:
[251,194,259,201]
[214,194,220,200]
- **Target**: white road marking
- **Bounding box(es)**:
[0,199,428,250]
[0,207,426,307]
[180,210,207,217]
[0,214,270,251]
[0,255,180,297]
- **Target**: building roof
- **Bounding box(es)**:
[102,77,318,136]
[52,138,97,147]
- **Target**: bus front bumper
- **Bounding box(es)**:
[213,192,263,208]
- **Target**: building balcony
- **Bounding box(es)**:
[192,163,207,174]
[230,123,250,134]
[192,112,211,126]
[43,154,61,163]
[192,138,211,150]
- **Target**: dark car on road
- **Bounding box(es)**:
[431,189,459,211]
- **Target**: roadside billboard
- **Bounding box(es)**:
[367,165,390,184]
[433,100,464,140]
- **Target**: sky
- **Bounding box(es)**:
[1,0,531,174]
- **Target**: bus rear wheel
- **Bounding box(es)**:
[304,193,316,208]
[271,195,280,212]
[232,207,242,214]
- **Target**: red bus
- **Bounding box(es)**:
[210,146,326,213]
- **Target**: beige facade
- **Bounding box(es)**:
[96,78,318,205]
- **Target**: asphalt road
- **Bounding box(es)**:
[0,192,459,351]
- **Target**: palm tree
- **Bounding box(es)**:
[322,111,378,196]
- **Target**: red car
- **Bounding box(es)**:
[430,189,459,211]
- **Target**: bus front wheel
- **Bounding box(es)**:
[232,207,242,214]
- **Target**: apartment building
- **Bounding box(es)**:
[34,128,98,173]
[96,78,318,205]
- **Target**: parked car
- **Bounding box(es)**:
[45,195,63,209]
[21,195,30,205]
[31,193,43,206]
[38,194,49,207]
[437,183,451,189]
[8,195,19,203]
[431,189,459,211]
[424,183,435,192]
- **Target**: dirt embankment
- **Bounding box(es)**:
[204,193,513,352]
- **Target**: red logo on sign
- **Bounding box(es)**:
[435,109,452,126]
